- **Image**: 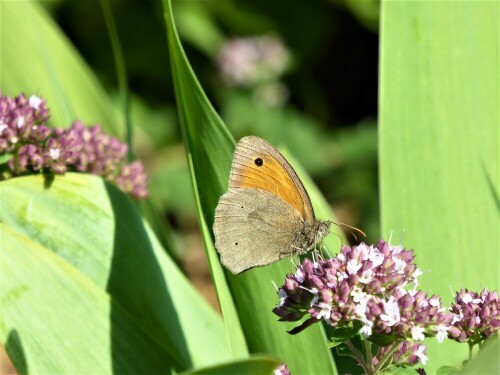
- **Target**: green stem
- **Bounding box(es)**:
[345,339,372,375]
[468,342,473,360]
[100,0,132,160]
[364,339,373,369]
[374,340,402,373]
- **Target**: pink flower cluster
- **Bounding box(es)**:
[373,340,428,366]
[449,288,499,343]
[274,241,451,344]
[0,93,148,199]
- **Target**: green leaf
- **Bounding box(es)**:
[0,1,121,133]
[180,356,282,375]
[367,334,399,348]
[1,224,176,373]
[436,365,459,375]
[163,0,248,360]
[326,325,362,348]
[381,364,420,375]
[163,0,337,373]
[457,337,499,375]
[0,173,231,371]
[379,2,498,373]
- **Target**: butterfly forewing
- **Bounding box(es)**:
[229,136,315,225]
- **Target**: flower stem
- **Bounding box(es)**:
[364,339,373,369]
[345,339,372,375]
[374,340,402,373]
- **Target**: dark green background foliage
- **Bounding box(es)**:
[0,0,497,374]
[47,0,382,244]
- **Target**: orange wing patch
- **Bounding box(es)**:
[229,138,310,221]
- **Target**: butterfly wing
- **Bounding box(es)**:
[214,188,303,274]
[229,136,316,225]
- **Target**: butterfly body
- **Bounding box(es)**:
[214,136,330,274]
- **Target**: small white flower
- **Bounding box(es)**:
[429,297,440,307]
[277,289,287,307]
[0,120,7,134]
[316,302,332,320]
[29,95,42,109]
[415,345,428,365]
[50,148,60,160]
[337,253,345,262]
[451,309,463,325]
[390,244,404,255]
[380,297,400,326]
[368,247,385,268]
[336,271,348,282]
[462,293,481,304]
[357,243,370,260]
[359,269,373,284]
[351,287,367,303]
[408,289,418,297]
[360,317,373,337]
[418,298,429,309]
[295,268,304,283]
[411,326,425,341]
[354,293,370,319]
[435,325,450,343]
[413,268,423,278]
[394,258,406,274]
[347,259,362,275]
[17,116,25,128]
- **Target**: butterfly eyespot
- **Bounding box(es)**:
[235,242,238,246]
[254,158,263,167]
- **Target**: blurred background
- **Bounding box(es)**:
[44,0,380,308]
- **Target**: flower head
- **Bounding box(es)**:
[0,93,50,153]
[274,241,452,342]
[373,340,428,367]
[448,288,499,344]
[273,363,290,375]
[217,35,290,87]
[0,92,148,199]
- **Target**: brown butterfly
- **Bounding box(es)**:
[213,136,330,274]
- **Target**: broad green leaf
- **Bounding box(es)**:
[1,225,176,373]
[163,0,336,373]
[163,0,247,359]
[181,356,281,375]
[379,2,498,373]
[436,365,459,375]
[173,2,224,56]
[457,337,499,374]
[0,1,121,133]
[0,173,231,371]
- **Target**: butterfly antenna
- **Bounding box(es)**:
[332,221,366,241]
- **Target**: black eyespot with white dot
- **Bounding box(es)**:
[254,157,263,167]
